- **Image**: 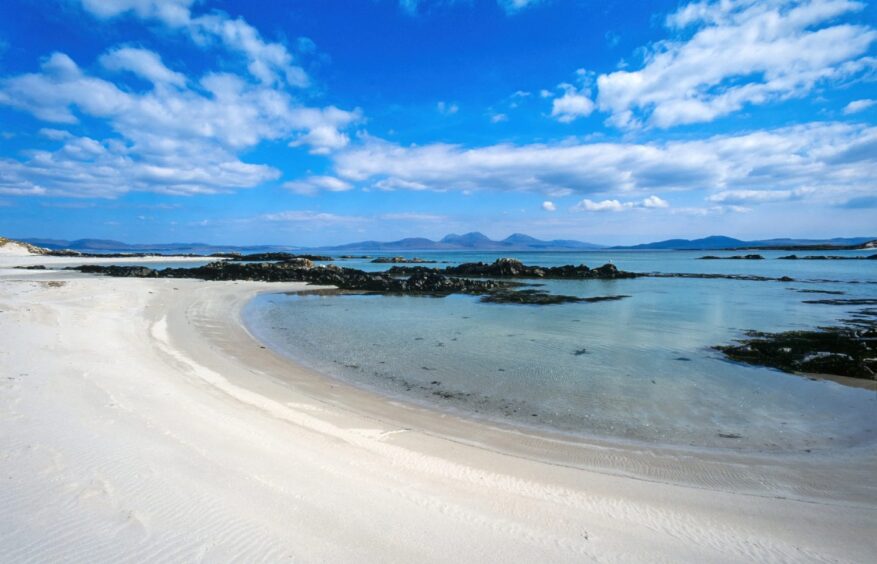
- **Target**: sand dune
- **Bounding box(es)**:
[0,254,875,562]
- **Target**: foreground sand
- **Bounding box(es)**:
[1,253,875,562]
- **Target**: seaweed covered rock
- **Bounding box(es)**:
[715,326,877,380]
[371,256,436,264]
[69,260,633,306]
[389,258,638,280]
[229,252,333,262]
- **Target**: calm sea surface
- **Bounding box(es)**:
[243,250,877,453]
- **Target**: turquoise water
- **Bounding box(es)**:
[243,250,877,453]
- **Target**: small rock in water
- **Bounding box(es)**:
[574,348,588,356]
[675,357,692,362]
[718,433,742,439]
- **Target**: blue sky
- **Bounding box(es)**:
[0,0,875,246]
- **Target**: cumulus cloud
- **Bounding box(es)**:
[542,200,557,211]
[573,195,669,212]
[331,122,877,204]
[843,98,876,114]
[79,0,195,26]
[100,46,186,86]
[0,46,358,196]
[595,0,877,128]
[77,0,308,88]
[550,87,595,123]
[0,134,278,197]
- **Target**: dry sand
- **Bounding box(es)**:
[1,249,875,562]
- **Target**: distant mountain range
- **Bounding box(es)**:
[613,235,877,250]
[21,233,877,253]
[322,232,603,251]
[23,238,300,254]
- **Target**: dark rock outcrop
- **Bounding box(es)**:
[698,254,764,260]
[389,258,638,280]
[715,326,876,380]
[778,254,877,260]
[371,256,437,264]
[646,272,795,282]
[68,259,639,306]
[228,252,333,262]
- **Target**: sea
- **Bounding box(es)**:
[241,249,877,453]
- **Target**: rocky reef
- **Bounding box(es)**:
[69,260,615,305]
[388,258,637,279]
[698,254,764,260]
[715,325,876,381]
[223,252,334,262]
[716,297,877,381]
[646,272,795,282]
[778,254,877,260]
[371,256,437,264]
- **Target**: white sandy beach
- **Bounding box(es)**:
[1,246,876,562]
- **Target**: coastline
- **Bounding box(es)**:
[2,254,876,561]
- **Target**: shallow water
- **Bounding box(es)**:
[244,250,877,453]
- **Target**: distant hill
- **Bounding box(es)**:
[19,233,877,254]
[323,232,604,251]
[22,238,300,255]
[614,236,877,250]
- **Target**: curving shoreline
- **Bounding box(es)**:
[2,253,877,561]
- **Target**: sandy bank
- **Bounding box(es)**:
[0,254,875,562]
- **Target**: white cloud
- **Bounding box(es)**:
[707,188,813,204]
[490,113,508,123]
[331,122,877,204]
[262,210,366,224]
[282,176,353,196]
[437,101,459,115]
[100,46,186,86]
[0,134,278,197]
[0,46,358,196]
[843,98,876,114]
[189,13,308,88]
[551,87,595,123]
[542,200,557,211]
[399,1,543,15]
[379,212,447,222]
[497,0,545,14]
[573,195,669,212]
[77,0,308,88]
[38,128,72,140]
[642,195,670,208]
[596,0,877,128]
[574,198,628,212]
[79,0,194,26]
